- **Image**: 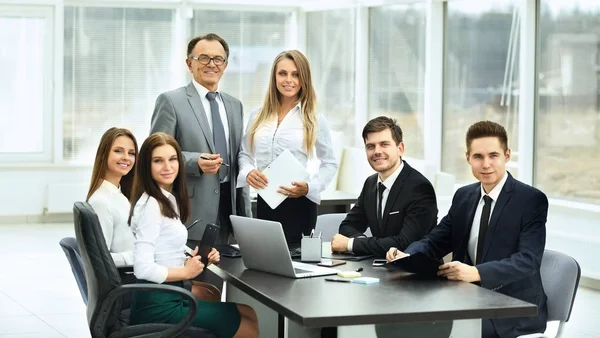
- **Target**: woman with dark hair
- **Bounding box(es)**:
[128,132,258,338]
[87,127,138,273]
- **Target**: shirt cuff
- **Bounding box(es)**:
[347,238,354,253]
[237,166,255,188]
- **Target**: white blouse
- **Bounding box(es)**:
[238,103,339,204]
[130,190,187,284]
[88,180,135,267]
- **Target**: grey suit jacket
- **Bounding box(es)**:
[150,82,252,240]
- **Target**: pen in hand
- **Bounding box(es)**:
[199,155,230,167]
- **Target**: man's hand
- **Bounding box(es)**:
[198,153,223,174]
[331,234,350,252]
[386,247,409,262]
[437,261,481,282]
[207,247,220,266]
[278,181,308,198]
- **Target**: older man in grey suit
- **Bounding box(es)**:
[150,33,251,244]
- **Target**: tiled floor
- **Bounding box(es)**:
[0,222,598,338]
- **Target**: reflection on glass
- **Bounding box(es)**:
[536,1,600,203]
[0,17,45,153]
[369,4,426,159]
[442,0,520,183]
[191,11,290,119]
[307,9,355,143]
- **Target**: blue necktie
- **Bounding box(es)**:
[205,92,228,182]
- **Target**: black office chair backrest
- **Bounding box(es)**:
[73,201,125,335]
[59,237,88,304]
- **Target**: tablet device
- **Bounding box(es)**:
[384,252,442,277]
[197,223,220,265]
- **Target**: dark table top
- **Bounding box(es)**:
[209,257,537,328]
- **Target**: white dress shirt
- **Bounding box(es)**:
[192,80,231,182]
[468,172,509,264]
[348,161,404,252]
[237,103,339,204]
[130,190,187,284]
[88,180,135,267]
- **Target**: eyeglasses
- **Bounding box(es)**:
[189,54,227,66]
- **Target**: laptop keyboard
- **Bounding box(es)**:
[294,268,312,274]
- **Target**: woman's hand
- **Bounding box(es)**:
[184,255,205,279]
[277,181,308,198]
[247,169,268,189]
[207,248,220,266]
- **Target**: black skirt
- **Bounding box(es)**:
[257,195,317,245]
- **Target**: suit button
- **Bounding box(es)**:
[214,189,219,194]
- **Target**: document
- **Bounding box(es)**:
[257,149,310,209]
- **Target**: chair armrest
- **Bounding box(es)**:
[93,283,198,338]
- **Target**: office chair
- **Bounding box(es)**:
[59,237,88,304]
[518,249,581,338]
[73,201,216,338]
[315,213,371,242]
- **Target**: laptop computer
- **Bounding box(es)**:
[230,215,339,278]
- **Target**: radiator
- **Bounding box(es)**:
[45,182,88,214]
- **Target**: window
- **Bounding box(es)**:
[190,10,292,119]
[306,9,355,141]
[536,1,600,204]
[369,4,426,159]
[0,7,52,159]
[63,7,176,163]
[442,0,520,183]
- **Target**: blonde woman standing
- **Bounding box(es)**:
[238,50,338,245]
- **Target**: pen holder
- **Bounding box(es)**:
[301,237,322,262]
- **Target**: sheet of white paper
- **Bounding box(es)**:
[257,149,310,209]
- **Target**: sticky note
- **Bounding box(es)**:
[337,271,362,278]
[351,277,380,285]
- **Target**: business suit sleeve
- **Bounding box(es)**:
[338,181,370,237]
[477,192,548,290]
[150,93,202,177]
[352,181,438,256]
[237,108,259,187]
[306,114,338,201]
[235,101,253,218]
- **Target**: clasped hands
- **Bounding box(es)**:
[385,247,481,283]
[246,169,308,198]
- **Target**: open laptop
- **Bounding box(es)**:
[230,215,339,278]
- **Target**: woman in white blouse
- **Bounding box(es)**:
[128,133,258,338]
[239,50,338,244]
[87,127,138,283]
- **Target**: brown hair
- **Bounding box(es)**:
[362,116,403,145]
[187,33,230,59]
[86,127,138,201]
[128,133,190,225]
[465,121,508,153]
[248,50,317,156]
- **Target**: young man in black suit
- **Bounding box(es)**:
[330,116,438,257]
[387,121,548,338]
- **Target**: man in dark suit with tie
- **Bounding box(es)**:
[331,116,438,257]
[150,33,251,245]
[387,121,548,338]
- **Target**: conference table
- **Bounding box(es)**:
[208,245,537,338]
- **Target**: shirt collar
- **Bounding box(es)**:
[378,160,405,190]
[192,79,219,98]
[160,187,175,201]
[479,171,509,203]
[101,179,121,195]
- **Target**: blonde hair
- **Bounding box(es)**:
[249,50,317,156]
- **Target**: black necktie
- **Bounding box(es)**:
[476,195,493,265]
[377,182,386,225]
[206,92,228,182]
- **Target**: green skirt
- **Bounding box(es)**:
[130,280,241,338]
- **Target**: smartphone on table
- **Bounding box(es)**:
[317,259,347,267]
